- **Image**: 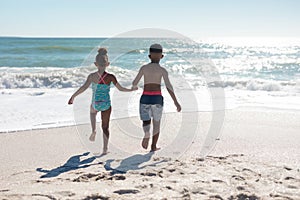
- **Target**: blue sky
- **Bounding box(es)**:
[0,0,299,38]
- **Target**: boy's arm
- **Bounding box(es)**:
[132,67,143,89]
[162,69,181,112]
[68,75,92,104]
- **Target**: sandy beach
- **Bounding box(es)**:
[1,107,299,200]
[1,0,300,199]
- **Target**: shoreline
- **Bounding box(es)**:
[1,106,300,134]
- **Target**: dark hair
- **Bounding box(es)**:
[97,48,107,55]
[149,44,163,53]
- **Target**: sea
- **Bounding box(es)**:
[0,37,299,132]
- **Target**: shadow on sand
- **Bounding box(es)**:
[36,152,103,178]
[37,151,167,178]
[104,151,167,175]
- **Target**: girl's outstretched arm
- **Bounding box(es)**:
[115,82,136,91]
[111,74,136,92]
[68,74,92,104]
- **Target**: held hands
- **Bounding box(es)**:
[131,85,138,91]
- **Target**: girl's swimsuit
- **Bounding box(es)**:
[91,72,111,111]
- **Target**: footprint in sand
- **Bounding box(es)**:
[231,175,246,181]
[181,188,191,199]
[73,173,126,182]
[229,175,248,192]
[229,194,260,200]
[232,167,261,183]
[32,194,57,199]
[84,194,109,200]
[106,175,126,180]
[113,189,140,195]
[140,172,157,177]
[282,176,300,192]
[55,191,75,198]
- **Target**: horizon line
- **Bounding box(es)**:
[1,35,300,39]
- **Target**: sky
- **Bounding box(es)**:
[0,0,300,39]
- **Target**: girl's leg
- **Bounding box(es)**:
[89,105,98,141]
[101,106,112,154]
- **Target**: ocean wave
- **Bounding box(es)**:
[0,66,135,89]
[0,66,297,93]
[205,79,297,92]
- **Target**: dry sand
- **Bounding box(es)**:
[0,108,299,200]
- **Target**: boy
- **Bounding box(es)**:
[132,44,181,151]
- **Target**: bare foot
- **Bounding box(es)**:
[150,147,161,152]
[142,137,150,149]
[89,132,96,141]
[102,148,108,155]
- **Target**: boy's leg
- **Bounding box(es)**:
[101,106,112,154]
[151,104,163,151]
[89,105,98,141]
[142,120,151,149]
[151,120,161,151]
[140,104,151,149]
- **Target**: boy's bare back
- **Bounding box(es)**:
[134,63,173,92]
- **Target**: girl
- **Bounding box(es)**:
[68,48,135,154]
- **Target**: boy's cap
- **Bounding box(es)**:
[149,44,163,53]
